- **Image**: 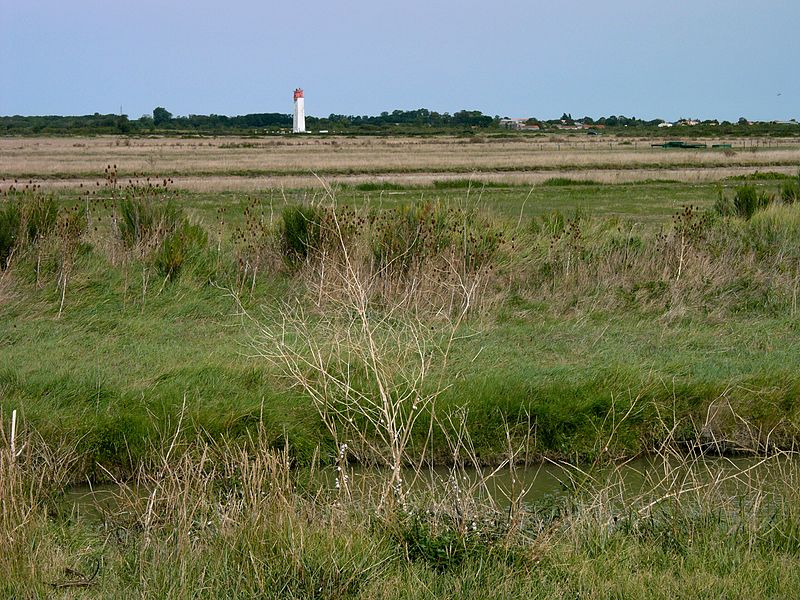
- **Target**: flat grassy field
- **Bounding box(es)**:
[3,134,799,189]
[2,136,800,597]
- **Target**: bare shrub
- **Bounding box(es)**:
[249,276,464,508]
[244,189,512,507]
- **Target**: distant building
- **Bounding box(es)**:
[555,122,585,130]
[658,122,674,128]
[499,118,540,131]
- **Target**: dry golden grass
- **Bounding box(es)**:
[2,135,799,191]
[9,166,797,193]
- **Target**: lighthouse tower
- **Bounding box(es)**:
[293,88,305,133]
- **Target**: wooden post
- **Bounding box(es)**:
[10,409,17,460]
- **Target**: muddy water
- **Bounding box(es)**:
[62,483,142,523]
[344,454,788,506]
[64,454,790,520]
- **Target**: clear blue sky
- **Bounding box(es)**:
[1,0,797,122]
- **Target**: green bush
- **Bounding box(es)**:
[0,193,59,268]
[118,197,181,247]
[0,202,21,268]
[540,177,601,187]
[116,196,208,281]
[22,194,58,242]
[733,185,772,220]
[395,514,479,572]
[529,210,567,236]
[745,203,800,256]
[153,222,208,280]
[57,206,88,243]
[280,205,321,267]
[371,203,451,274]
[354,182,406,192]
[368,203,502,277]
[781,181,799,205]
[712,185,735,217]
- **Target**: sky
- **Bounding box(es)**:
[1,0,798,122]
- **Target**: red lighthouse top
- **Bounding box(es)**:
[293,88,304,100]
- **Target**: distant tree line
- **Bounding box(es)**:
[0,110,294,135]
[322,108,494,128]
[0,107,496,135]
[0,107,797,136]
[0,113,137,135]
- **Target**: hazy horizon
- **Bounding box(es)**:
[2,0,798,123]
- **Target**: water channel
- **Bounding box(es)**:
[63,453,793,522]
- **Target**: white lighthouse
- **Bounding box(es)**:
[293,88,306,133]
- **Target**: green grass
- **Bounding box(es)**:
[6,284,798,469]
[0,251,324,472]
[539,177,604,186]
[725,171,795,181]
[9,518,800,598]
[47,178,790,235]
[2,200,800,471]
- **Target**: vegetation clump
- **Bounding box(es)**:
[152,221,208,280]
[780,172,800,204]
[0,201,20,269]
[540,177,602,187]
[280,204,322,267]
[117,196,182,249]
[101,173,209,284]
[0,189,59,269]
[733,184,773,219]
[712,184,774,220]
